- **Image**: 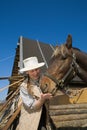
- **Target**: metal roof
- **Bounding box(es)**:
[19,36,54,73]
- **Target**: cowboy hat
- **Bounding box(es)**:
[19,56,45,73]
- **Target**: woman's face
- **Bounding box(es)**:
[27,68,41,80]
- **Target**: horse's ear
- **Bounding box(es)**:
[65,34,72,49]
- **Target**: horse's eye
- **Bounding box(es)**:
[62,55,66,59]
[45,83,48,87]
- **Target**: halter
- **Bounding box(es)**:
[44,53,79,96]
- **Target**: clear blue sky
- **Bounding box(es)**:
[0,0,87,100]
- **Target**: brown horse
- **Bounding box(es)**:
[40,34,87,129]
[40,34,87,96]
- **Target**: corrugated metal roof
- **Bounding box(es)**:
[19,37,54,72]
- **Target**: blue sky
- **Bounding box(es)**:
[0,0,87,100]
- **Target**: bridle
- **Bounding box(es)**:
[44,53,79,96]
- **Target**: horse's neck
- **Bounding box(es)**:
[73,48,87,72]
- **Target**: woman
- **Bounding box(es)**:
[18,56,52,130]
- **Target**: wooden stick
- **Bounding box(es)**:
[0,76,24,80]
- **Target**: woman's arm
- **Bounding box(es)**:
[33,93,52,110]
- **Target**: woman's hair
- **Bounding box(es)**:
[27,82,34,96]
[26,75,34,96]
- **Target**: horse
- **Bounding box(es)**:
[40,34,87,96]
[39,34,87,129]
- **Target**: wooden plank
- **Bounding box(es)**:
[50,108,87,116]
[53,119,87,128]
[51,113,87,122]
[49,103,87,110]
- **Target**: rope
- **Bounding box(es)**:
[0,78,24,93]
[37,40,48,68]
[0,55,14,62]
[4,91,13,99]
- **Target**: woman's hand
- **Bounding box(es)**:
[40,93,53,102]
[33,93,53,110]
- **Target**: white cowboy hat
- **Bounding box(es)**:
[19,56,45,73]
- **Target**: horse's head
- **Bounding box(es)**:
[40,35,77,96]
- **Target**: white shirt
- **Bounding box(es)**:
[20,78,41,109]
[20,85,35,108]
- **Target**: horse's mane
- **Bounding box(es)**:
[52,44,70,58]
